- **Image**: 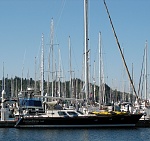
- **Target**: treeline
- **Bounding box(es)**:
[0,76,135,104]
[0,76,36,97]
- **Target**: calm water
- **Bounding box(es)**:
[0,128,149,141]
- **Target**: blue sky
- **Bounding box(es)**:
[0,0,150,93]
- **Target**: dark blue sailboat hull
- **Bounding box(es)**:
[15,113,143,128]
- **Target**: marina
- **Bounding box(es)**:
[0,0,150,129]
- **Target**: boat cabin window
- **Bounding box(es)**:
[67,111,78,117]
[77,110,84,115]
[58,111,68,116]
[34,101,42,107]
[19,99,42,107]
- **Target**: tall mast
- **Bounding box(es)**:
[51,18,54,97]
[99,32,102,106]
[11,77,14,98]
[69,36,72,98]
[21,50,26,92]
[88,51,91,99]
[47,40,50,97]
[21,68,23,92]
[41,33,44,97]
[2,62,5,91]
[84,0,89,102]
[93,60,96,101]
[15,78,18,97]
[34,57,37,94]
[54,60,57,97]
[58,48,61,97]
[145,41,148,100]
[61,53,65,99]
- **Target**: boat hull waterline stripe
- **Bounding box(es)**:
[16,124,135,128]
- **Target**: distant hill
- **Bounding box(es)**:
[0,77,135,104]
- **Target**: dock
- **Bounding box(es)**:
[0,120,16,128]
[136,119,150,127]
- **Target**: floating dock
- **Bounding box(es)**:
[0,120,16,128]
[136,119,150,127]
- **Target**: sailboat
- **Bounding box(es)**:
[15,0,143,128]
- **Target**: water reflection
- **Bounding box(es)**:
[0,128,149,141]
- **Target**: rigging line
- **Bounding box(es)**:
[55,0,66,33]
[52,0,66,49]
[22,49,26,70]
[138,46,145,97]
[103,0,138,100]
[93,32,101,68]
[140,73,144,99]
[71,42,80,78]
